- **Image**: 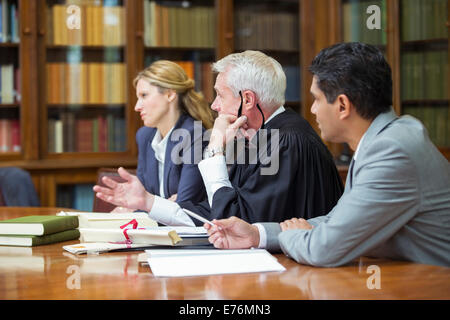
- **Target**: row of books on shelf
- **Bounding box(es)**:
[176,60,214,104]
[234,8,299,52]
[48,3,125,46]
[48,114,126,153]
[0,118,20,152]
[401,50,448,100]
[46,62,126,104]
[404,106,449,148]
[0,64,20,103]
[144,0,215,48]
[283,65,301,102]
[58,184,94,212]
[0,0,19,43]
[401,0,448,41]
[342,0,387,45]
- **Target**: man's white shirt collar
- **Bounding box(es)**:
[353,131,367,161]
[265,106,285,124]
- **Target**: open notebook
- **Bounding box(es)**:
[145,248,286,277]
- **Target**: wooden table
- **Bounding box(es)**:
[0,207,449,300]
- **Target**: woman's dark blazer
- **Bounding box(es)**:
[136,113,207,204]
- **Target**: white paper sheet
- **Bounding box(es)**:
[145,249,286,277]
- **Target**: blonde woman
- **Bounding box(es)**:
[96,60,214,215]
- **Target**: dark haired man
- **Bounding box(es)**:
[205,42,450,267]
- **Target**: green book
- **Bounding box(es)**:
[0,215,79,236]
[0,229,80,247]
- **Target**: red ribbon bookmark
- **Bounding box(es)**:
[117,219,143,246]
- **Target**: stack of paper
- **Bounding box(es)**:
[145,249,286,277]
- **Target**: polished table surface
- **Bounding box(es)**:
[0,207,449,300]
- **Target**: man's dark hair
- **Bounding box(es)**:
[309,42,392,120]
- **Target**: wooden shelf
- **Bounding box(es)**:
[0,156,137,171]
[402,100,449,106]
[401,38,448,51]
[47,104,125,109]
[144,46,215,51]
[0,42,19,48]
[46,45,125,50]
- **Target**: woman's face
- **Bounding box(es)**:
[134,79,168,128]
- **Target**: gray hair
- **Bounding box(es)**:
[212,50,286,110]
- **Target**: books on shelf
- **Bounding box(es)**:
[0,118,20,152]
[235,7,299,51]
[401,0,448,41]
[48,2,125,46]
[283,65,301,102]
[55,184,94,211]
[0,0,19,43]
[46,62,126,105]
[401,50,448,101]
[0,215,80,247]
[0,64,20,104]
[48,114,126,153]
[342,0,387,45]
[143,0,215,48]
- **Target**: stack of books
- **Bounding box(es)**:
[57,211,211,254]
[0,215,80,246]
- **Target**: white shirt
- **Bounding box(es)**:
[353,131,367,161]
[151,128,175,199]
[148,106,285,229]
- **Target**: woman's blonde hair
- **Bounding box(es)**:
[133,60,214,129]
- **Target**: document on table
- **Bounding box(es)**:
[145,249,286,277]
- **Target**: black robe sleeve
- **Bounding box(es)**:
[179,126,344,226]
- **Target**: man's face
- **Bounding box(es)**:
[211,71,240,116]
[310,76,341,142]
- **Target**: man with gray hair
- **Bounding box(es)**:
[94,51,343,226]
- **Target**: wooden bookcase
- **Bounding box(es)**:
[333,0,449,159]
[0,0,448,208]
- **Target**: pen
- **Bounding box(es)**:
[183,209,215,226]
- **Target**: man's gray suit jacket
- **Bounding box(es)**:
[262,108,450,267]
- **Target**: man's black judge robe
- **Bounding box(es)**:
[180,108,344,225]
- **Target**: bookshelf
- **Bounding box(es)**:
[44,0,127,155]
[336,0,449,160]
[140,0,217,105]
[233,0,301,111]
[0,0,447,207]
[336,0,389,163]
[399,0,449,154]
[0,0,20,159]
